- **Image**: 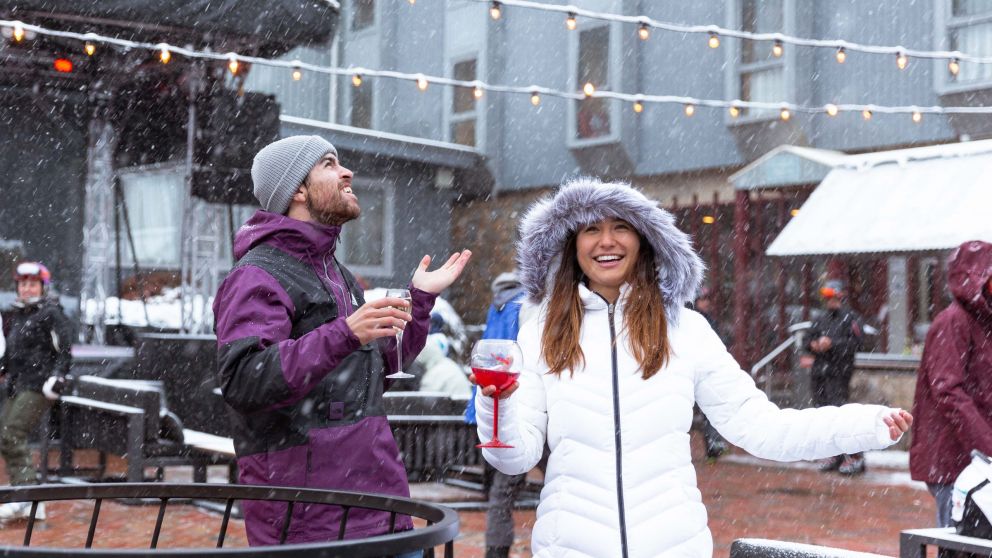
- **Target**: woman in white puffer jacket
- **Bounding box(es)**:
[473,178,912,558]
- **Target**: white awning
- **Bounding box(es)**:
[766,140,992,256]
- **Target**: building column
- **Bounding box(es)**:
[887,256,909,354]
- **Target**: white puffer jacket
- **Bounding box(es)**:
[475,283,898,558]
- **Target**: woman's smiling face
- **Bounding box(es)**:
[575,218,641,303]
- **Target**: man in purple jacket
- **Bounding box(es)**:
[213,135,471,548]
[910,240,992,527]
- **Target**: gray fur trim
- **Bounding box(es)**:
[515,178,705,323]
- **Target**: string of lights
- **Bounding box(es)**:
[481,0,988,74]
[2,18,991,122]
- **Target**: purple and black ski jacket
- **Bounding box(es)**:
[213,210,435,546]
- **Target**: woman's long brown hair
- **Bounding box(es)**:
[541,233,670,379]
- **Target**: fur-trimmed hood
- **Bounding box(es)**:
[516,178,704,323]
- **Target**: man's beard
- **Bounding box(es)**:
[307,191,360,226]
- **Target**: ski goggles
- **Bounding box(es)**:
[15,262,51,285]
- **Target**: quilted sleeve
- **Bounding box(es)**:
[688,310,896,461]
[475,316,548,475]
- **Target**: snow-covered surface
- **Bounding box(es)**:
[720,450,927,490]
[735,537,893,557]
[81,288,212,331]
[767,139,992,256]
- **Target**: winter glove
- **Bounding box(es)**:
[42,376,66,401]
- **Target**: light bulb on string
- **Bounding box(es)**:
[684,104,695,117]
[12,22,25,43]
[583,82,595,97]
[912,110,922,123]
[565,13,577,30]
[158,44,172,64]
[835,47,846,64]
[292,64,303,81]
[352,73,363,87]
[489,1,502,20]
[772,40,784,58]
[638,23,650,40]
[417,75,429,91]
[825,103,839,117]
[896,51,908,70]
[408,0,415,4]
[633,97,644,113]
[530,91,541,106]
[949,58,960,76]
[84,42,96,56]
[473,84,484,100]
[862,109,873,121]
[227,54,240,75]
[779,107,791,121]
[728,105,740,119]
[708,33,720,49]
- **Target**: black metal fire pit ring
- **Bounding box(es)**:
[0,483,459,557]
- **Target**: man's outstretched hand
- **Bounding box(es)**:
[411,250,473,294]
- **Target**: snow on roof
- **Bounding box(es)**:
[767,140,992,256]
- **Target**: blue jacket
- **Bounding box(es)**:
[465,290,524,424]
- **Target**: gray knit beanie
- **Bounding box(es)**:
[251,135,337,214]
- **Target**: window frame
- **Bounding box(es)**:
[443,52,484,149]
[724,0,796,124]
[337,177,395,278]
[935,0,992,94]
[567,20,623,148]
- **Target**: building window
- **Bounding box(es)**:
[946,0,992,86]
[339,179,393,276]
[117,164,185,269]
[449,58,478,147]
[352,0,375,32]
[575,25,611,140]
[736,0,786,119]
[351,80,372,128]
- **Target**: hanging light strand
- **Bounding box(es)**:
[2,20,991,117]
[474,0,992,65]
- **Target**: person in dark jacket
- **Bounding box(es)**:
[910,240,992,527]
[808,279,865,475]
[0,262,72,522]
[212,135,471,549]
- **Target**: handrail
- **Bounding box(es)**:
[0,483,460,557]
[749,321,812,395]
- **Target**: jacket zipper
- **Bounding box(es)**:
[608,302,630,558]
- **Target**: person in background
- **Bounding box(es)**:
[692,288,729,461]
[474,179,911,558]
[807,279,866,475]
[910,240,992,527]
[0,262,73,522]
[415,315,471,396]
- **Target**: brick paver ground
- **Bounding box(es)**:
[0,437,935,556]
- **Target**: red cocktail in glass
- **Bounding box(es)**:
[472,339,523,449]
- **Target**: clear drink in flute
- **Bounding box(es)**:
[384,288,414,379]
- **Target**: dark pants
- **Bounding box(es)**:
[0,390,50,486]
[484,447,549,550]
[928,483,954,528]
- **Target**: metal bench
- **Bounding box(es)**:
[385,392,483,482]
[59,376,236,483]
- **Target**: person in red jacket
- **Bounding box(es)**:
[910,240,992,527]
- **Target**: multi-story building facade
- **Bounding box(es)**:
[256,0,987,365]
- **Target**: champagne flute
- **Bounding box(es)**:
[472,339,523,449]
[384,288,414,379]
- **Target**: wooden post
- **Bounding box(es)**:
[733,190,751,366]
